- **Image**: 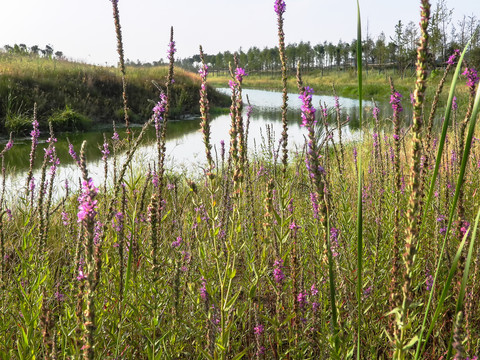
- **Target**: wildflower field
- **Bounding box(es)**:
[1,0,480,359]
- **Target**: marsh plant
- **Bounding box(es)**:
[1,0,480,359]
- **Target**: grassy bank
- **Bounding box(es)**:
[207,67,472,105]
[0,54,230,135]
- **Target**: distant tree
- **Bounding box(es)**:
[30,45,40,55]
[45,44,54,58]
[55,51,64,59]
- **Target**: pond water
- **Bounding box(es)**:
[1,88,382,201]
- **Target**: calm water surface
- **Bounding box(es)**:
[2,88,377,201]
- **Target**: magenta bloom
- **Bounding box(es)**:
[390,91,403,113]
[77,178,99,223]
[253,324,264,335]
[235,67,247,83]
[171,236,182,248]
[446,49,460,65]
[273,258,286,284]
[463,67,479,88]
[30,119,40,145]
[274,0,286,15]
[198,64,208,80]
[101,142,110,161]
[4,139,13,151]
[167,41,176,61]
[153,93,168,130]
[297,291,308,309]
[77,268,87,281]
[299,86,316,127]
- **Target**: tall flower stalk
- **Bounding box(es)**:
[77,142,100,360]
[275,0,289,174]
[110,0,129,135]
[199,46,214,176]
[297,65,339,354]
[396,1,430,357]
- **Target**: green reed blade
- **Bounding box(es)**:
[420,39,471,233]
[415,41,480,359]
[356,1,363,358]
[447,203,480,359]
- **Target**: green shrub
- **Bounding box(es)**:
[4,113,32,134]
[48,106,92,132]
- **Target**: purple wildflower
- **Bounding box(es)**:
[273,258,286,284]
[93,221,103,245]
[274,0,286,15]
[153,93,168,130]
[363,286,373,298]
[4,139,13,152]
[54,291,65,302]
[77,268,87,281]
[425,269,434,291]
[372,106,379,122]
[77,178,99,223]
[167,41,176,61]
[452,96,458,110]
[463,67,479,88]
[61,211,69,226]
[234,67,247,83]
[200,278,207,300]
[112,131,120,141]
[299,86,316,127]
[68,144,80,165]
[310,284,318,296]
[171,236,182,248]
[112,211,124,232]
[254,324,264,335]
[101,142,110,161]
[198,64,208,80]
[30,119,40,145]
[297,291,308,309]
[390,91,403,113]
[446,49,460,65]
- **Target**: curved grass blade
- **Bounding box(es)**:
[355,1,363,358]
[446,204,480,358]
[415,47,480,359]
[419,39,471,234]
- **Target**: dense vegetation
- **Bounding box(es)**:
[0,54,229,135]
[1,0,480,359]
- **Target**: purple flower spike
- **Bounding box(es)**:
[253,324,264,335]
[273,258,286,284]
[5,139,13,151]
[274,0,286,15]
[299,86,316,127]
[167,41,176,61]
[390,91,403,113]
[101,142,110,161]
[463,67,479,88]
[77,178,99,223]
[446,49,460,65]
[235,67,247,83]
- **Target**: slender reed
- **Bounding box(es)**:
[26,104,39,198]
[199,46,214,176]
[274,0,289,174]
[110,0,129,134]
[355,2,364,357]
[397,2,430,357]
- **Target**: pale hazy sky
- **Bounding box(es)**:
[1,0,479,65]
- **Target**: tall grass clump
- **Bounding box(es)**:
[1,0,480,359]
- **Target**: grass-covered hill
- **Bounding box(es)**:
[0,54,230,135]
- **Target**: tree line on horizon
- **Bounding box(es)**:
[2,0,479,76]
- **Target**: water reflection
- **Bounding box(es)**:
[2,88,388,201]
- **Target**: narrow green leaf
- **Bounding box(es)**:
[356,2,363,359]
